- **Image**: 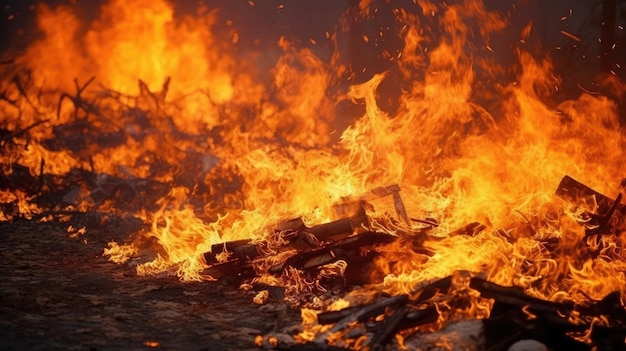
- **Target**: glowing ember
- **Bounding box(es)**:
[0,0,625,348]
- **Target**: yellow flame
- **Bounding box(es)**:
[1,0,625,328]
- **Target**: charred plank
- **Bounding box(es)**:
[398,306,439,329]
[556,175,625,236]
[469,277,574,315]
[556,175,625,218]
[313,294,408,345]
[269,231,396,273]
[367,304,408,350]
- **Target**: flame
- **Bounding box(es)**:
[1,0,625,341]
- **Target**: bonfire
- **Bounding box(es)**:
[1,0,625,350]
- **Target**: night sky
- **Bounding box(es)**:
[1,0,623,80]
[0,1,607,48]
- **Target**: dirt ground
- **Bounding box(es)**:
[0,218,302,351]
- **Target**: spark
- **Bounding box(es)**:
[560,30,581,42]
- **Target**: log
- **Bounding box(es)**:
[205,209,369,265]
[296,273,626,350]
[302,216,363,241]
[555,175,625,235]
[469,277,573,315]
[589,291,626,324]
[556,175,625,216]
[398,306,439,329]
[203,232,396,283]
[333,183,409,224]
[200,259,256,281]
[367,304,408,350]
[412,275,453,303]
[317,305,365,325]
[483,311,590,351]
[313,294,408,346]
[295,204,369,242]
[318,303,438,330]
[473,276,626,349]
[269,231,396,273]
[205,240,263,264]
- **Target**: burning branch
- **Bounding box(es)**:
[57,76,102,120]
[290,272,626,351]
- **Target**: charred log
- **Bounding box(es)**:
[304,273,626,350]
[205,208,369,266]
[366,304,408,350]
[313,294,408,346]
[556,175,625,239]
[556,175,623,214]
[201,259,256,282]
[269,231,396,274]
[469,277,574,315]
[397,306,439,330]
[412,275,453,303]
[473,277,626,350]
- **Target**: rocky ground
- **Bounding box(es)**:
[0,219,301,351]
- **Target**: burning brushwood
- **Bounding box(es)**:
[2,1,626,350]
[284,271,626,351]
[199,181,463,290]
[250,178,626,350]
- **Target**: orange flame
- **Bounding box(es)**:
[1,0,625,326]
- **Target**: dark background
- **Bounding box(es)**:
[1,1,624,90]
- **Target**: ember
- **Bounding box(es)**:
[1,0,625,350]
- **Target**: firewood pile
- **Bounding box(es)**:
[219,177,626,351]
[263,273,626,351]
[0,75,218,224]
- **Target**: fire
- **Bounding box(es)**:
[1,0,625,346]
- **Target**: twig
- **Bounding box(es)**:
[37,158,45,193]
[56,76,101,120]
[0,119,49,143]
[11,75,42,114]
[138,77,170,109]
[0,91,18,105]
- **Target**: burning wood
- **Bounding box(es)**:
[2,72,625,349]
[204,206,369,266]
[556,175,625,236]
[249,177,626,350]
[280,272,626,351]
[198,180,451,289]
[1,0,626,350]
[203,199,412,286]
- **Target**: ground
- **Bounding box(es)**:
[0,219,302,351]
